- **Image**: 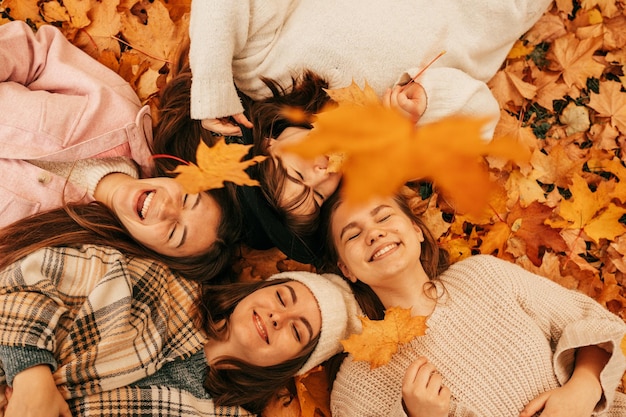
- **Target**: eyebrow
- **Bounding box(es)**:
[339,204,392,240]
[177,194,201,248]
[286,284,315,341]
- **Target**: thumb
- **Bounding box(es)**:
[520,392,549,417]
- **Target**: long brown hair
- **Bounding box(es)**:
[152,42,334,243]
[0,195,241,283]
[319,192,450,319]
[196,278,319,414]
[248,71,335,237]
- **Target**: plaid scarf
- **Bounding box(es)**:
[0,245,253,416]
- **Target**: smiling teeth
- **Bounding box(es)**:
[140,192,154,219]
[372,244,396,260]
[254,312,269,344]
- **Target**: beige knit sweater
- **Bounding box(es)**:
[331,255,626,416]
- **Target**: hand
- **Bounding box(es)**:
[201,113,253,136]
[520,378,599,417]
[4,365,72,417]
[402,357,450,417]
[383,82,427,124]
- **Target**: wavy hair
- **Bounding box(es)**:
[195,278,319,414]
[0,198,241,283]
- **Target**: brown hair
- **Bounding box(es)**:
[319,192,450,319]
[0,195,240,284]
[152,41,334,242]
[196,278,319,414]
[248,71,335,237]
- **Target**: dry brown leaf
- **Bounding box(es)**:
[342,307,427,369]
[548,33,605,89]
[295,366,331,417]
[588,80,626,134]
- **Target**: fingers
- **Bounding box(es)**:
[403,357,446,393]
[232,112,253,128]
[201,118,243,136]
[520,392,549,417]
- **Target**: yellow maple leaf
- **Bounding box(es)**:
[171,138,265,193]
[341,307,427,369]
[324,80,380,106]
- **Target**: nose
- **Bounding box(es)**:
[367,228,386,245]
[269,312,287,329]
[156,196,179,220]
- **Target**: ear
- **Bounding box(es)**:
[412,222,425,243]
[338,260,358,283]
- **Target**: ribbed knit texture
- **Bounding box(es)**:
[29,157,139,198]
[331,255,626,417]
[189,0,553,138]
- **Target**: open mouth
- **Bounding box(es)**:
[137,191,155,220]
[253,311,269,344]
[370,243,398,261]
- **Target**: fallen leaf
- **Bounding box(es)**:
[171,138,265,193]
[341,307,427,369]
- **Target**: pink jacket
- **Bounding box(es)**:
[0,21,154,228]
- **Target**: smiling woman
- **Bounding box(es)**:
[0,21,242,282]
[0,247,361,416]
[319,191,626,417]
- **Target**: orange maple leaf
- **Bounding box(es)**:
[283,82,529,214]
[588,80,626,134]
[341,307,427,369]
[295,366,331,417]
[548,33,604,88]
[171,138,265,193]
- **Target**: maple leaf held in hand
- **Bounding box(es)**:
[341,307,427,369]
[171,138,266,194]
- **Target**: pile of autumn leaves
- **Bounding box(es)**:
[2,1,626,416]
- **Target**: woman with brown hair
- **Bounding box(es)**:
[0,20,242,283]
[0,243,361,416]
[321,191,626,417]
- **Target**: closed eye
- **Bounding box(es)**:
[276,290,285,306]
[347,231,361,241]
[292,324,301,342]
[168,225,176,240]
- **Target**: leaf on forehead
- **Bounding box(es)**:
[341,307,427,369]
[172,138,265,193]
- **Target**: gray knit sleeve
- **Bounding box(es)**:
[0,345,57,386]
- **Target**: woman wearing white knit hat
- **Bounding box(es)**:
[322,192,626,417]
[0,245,362,416]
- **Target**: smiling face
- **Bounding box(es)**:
[108,177,221,257]
[331,197,424,288]
[269,127,342,216]
[212,281,322,367]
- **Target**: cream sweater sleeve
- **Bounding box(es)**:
[189,0,251,120]
[501,259,626,414]
[397,67,500,141]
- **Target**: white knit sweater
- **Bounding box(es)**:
[331,255,626,417]
[189,0,553,138]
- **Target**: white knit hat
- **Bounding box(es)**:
[269,271,362,375]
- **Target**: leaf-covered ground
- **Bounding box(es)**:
[2,1,626,416]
